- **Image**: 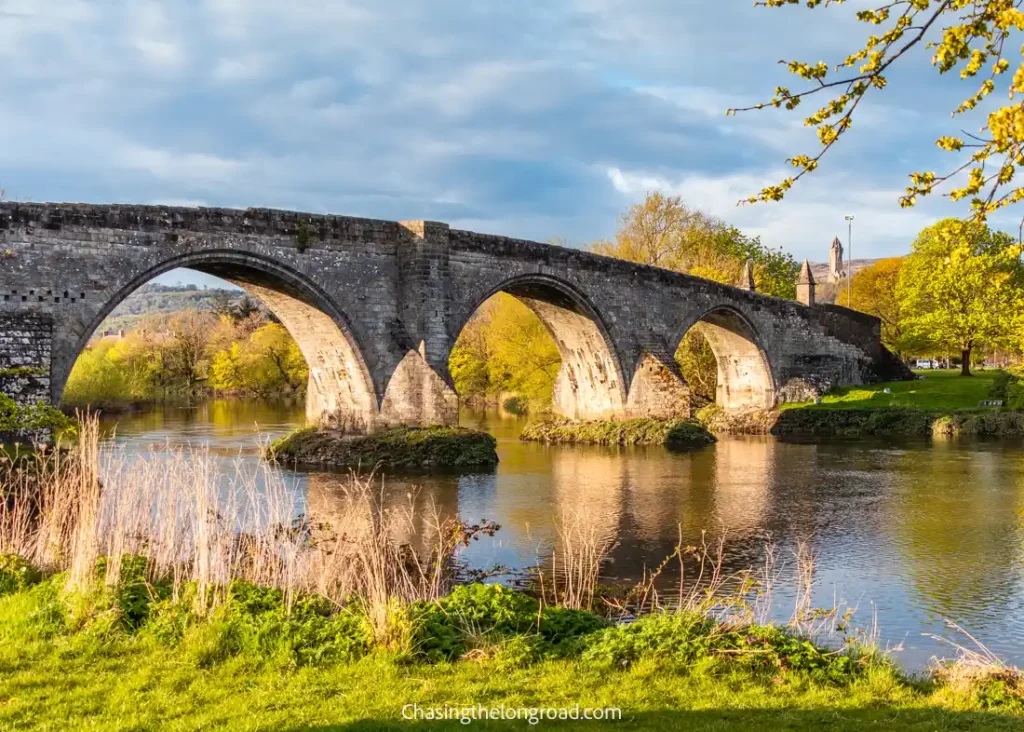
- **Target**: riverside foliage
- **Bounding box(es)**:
[63,310,307,408]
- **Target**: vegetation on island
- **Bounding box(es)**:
[63,299,307,409]
[1,428,1023,730]
[520,417,716,449]
[267,426,499,471]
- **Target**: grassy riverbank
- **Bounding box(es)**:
[520,418,716,448]
[2,576,1024,731]
[783,369,1009,411]
[267,425,498,471]
[2,427,1024,729]
[701,370,1024,437]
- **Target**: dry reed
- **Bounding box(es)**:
[1,417,479,639]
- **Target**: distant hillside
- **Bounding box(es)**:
[809,258,882,285]
[99,283,262,333]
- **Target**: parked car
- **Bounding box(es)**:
[915,359,940,369]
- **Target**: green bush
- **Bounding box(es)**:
[581,612,859,684]
[198,581,371,667]
[410,584,539,661]
[0,394,75,438]
[989,370,1021,402]
[502,395,527,416]
[0,554,43,596]
[1008,381,1024,410]
[409,585,608,663]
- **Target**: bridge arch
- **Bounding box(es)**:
[59,250,378,432]
[674,305,776,412]
[452,273,628,419]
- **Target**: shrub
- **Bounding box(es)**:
[1008,381,1024,410]
[0,554,43,596]
[581,611,860,683]
[409,585,608,664]
[0,394,75,439]
[989,370,1021,402]
[410,584,539,662]
[502,395,527,416]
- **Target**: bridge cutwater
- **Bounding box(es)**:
[0,203,910,432]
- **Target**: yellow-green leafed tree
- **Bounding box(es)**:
[897,219,1024,376]
[249,322,307,391]
[591,192,798,298]
[734,1,1024,218]
[835,257,925,359]
[449,293,561,409]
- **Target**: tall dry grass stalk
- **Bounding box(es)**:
[1,417,479,636]
[545,508,617,611]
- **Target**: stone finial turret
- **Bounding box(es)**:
[738,260,755,291]
[796,259,816,306]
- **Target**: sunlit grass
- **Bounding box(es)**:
[782,369,1003,411]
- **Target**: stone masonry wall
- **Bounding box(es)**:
[0,312,51,407]
[0,202,908,429]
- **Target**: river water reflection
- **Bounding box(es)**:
[100,400,1024,670]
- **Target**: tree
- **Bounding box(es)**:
[835,257,923,358]
[249,323,307,391]
[449,294,562,409]
[732,1,1024,219]
[897,219,1023,376]
[162,311,217,388]
[591,193,798,298]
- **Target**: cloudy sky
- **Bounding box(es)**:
[0,0,1010,284]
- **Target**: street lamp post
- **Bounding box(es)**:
[844,215,854,308]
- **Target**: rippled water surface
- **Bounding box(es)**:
[100,400,1024,670]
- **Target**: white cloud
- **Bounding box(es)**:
[114,146,247,186]
[0,0,1004,259]
[212,54,273,83]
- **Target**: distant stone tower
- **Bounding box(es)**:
[828,237,845,283]
[797,259,816,306]
[738,260,755,291]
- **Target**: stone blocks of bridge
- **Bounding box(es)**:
[0,202,908,434]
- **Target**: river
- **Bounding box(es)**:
[99,399,1024,671]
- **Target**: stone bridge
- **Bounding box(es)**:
[0,203,909,432]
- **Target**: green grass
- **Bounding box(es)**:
[0,577,1019,732]
[783,369,1003,411]
[5,646,1023,731]
[0,632,1014,731]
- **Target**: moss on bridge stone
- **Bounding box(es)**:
[519,418,715,449]
[265,426,498,472]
